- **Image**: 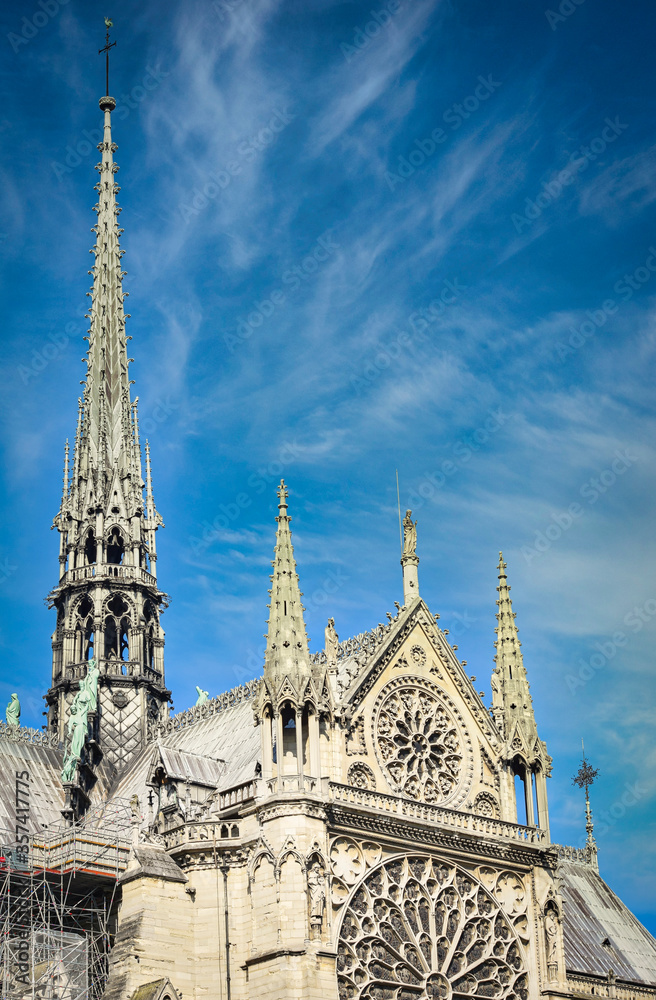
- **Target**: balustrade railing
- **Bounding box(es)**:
[219,779,257,811]
[62,659,162,683]
[567,974,656,998]
[57,563,157,588]
[329,782,547,845]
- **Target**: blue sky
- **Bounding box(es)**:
[1,0,655,931]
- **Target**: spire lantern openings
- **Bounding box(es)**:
[264,480,310,686]
[259,481,330,789]
[492,552,551,836]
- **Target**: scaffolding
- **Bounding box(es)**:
[0,800,132,1000]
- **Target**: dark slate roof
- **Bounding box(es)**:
[104,692,261,822]
[0,732,118,844]
[156,745,227,787]
[560,859,656,984]
[157,696,260,789]
[0,736,65,836]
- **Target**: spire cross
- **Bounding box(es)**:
[98,18,116,96]
[277,480,289,506]
[572,742,599,800]
[573,741,599,847]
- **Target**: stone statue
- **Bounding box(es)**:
[545,906,558,964]
[69,658,100,720]
[61,701,88,783]
[195,686,209,706]
[490,667,503,707]
[60,660,99,783]
[402,510,417,556]
[325,618,339,664]
[5,693,20,726]
[308,862,326,922]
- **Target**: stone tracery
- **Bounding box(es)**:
[337,855,529,1000]
[373,679,465,805]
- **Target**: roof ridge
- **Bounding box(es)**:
[148,678,260,742]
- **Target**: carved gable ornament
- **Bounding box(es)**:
[130,978,181,1000]
[340,601,500,749]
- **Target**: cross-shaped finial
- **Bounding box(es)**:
[277,480,288,505]
[99,18,116,97]
[572,741,599,801]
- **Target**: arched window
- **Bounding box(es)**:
[143,601,157,668]
[84,530,97,565]
[104,595,130,660]
[106,527,125,565]
[74,596,94,662]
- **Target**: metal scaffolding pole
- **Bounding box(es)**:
[0,801,130,1000]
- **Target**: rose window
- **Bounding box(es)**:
[374,682,463,803]
[337,855,528,1000]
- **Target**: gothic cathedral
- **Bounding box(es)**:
[1,71,656,1000]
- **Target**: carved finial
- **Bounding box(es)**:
[573,740,599,852]
[325,617,339,667]
[277,479,289,506]
[98,17,116,99]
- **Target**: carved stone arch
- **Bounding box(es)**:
[336,853,529,999]
[276,836,305,877]
[305,839,327,866]
[69,592,95,629]
[103,592,133,662]
[102,591,133,617]
[473,790,500,819]
[347,761,376,790]
[248,836,276,886]
[249,848,275,887]
[70,593,96,661]
[82,527,97,565]
[105,523,127,565]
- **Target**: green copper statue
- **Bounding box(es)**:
[195,685,209,706]
[60,658,100,783]
[5,694,20,726]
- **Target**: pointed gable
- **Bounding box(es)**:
[332,597,505,816]
[130,978,181,1000]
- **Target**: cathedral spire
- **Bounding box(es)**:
[492,551,537,741]
[264,481,310,686]
[492,553,551,834]
[45,47,170,787]
[83,92,131,471]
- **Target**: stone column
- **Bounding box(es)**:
[308,709,321,778]
[536,768,550,840]
[400,553,419,606]
[262,712,273,780]
[276,710,285,782]
[295,707,304,779]
[524,768,535,827]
